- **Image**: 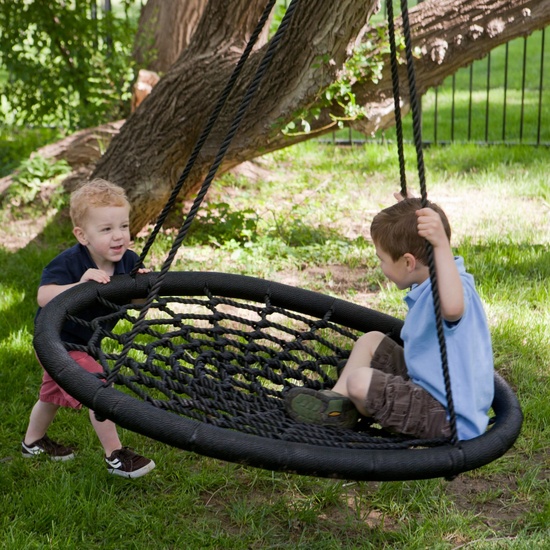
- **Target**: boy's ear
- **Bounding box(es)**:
[403,252,416,272]
[73,226,88,245]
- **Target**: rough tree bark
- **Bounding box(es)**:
[12,0,546,234]
[132,0,207,74]
[132,0,271,75]
[95,0,361,234]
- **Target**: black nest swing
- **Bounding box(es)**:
[34,0,522,481]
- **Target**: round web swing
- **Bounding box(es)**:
[34,0,522,482]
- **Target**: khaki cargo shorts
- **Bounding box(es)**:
[364,336,451,439]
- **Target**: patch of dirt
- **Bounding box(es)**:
[326,466,542,536]
[277,265,380,306]
[0,214,50,251]
[445,474,528,530]
[194,464,541,542]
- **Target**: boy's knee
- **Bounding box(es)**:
[355,331,386,354]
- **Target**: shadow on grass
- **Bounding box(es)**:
[0,210,72,342]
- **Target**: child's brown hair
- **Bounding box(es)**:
[370,198,451,265]
[70,178,129,228]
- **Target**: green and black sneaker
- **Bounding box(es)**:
[284,387,359,430]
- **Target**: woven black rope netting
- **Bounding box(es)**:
[46,274,412,449]
[33,0,523,481]
[34,271,523,481]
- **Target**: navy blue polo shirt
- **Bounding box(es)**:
[35,243,141,345]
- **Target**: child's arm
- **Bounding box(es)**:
[37,268,112,308]
[416,208,464,322]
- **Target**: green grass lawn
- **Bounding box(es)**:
[0,141,548,549]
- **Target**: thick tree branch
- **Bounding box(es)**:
[273,0,550,143]
[94,0,378,233]
[53,0,548,235]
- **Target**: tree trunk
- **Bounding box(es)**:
[85,0,550,234]
[94,0,379,234]
[132,0,207,74]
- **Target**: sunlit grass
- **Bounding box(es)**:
[1,142,548,548]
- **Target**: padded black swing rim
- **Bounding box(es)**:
[34,271,523,481]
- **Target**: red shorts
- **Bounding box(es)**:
[364,336,451,439]
[39,351,103,409]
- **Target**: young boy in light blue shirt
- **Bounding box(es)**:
[286,195,494,441]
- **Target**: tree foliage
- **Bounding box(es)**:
[0,0,138,129]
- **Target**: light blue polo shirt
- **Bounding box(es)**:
[401,256,494,440]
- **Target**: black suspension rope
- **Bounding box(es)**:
[386,0,407,199]
[131,0,278,276]
[33,1,523,481]
[390,0,459,444]
[106,0,302,384]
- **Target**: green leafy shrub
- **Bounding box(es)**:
[0,125,62,178]
[4,154,71,208]
[0,1,139,130]
[187,202,260,246]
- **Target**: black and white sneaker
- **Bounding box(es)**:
[21,435,75,461]
[105,447,155,479]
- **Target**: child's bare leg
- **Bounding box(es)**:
[284,332,387,428]
[89,410,122,457]
[24,400,59,444]
[332,331,386,416]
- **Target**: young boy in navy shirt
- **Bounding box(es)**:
[22,179,155,478]
[286,195,494,441]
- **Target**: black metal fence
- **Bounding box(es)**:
[425,29,549,146]
[330,25,550,147]
[105,0,549,146]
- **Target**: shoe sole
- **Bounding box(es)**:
[285,388,358,429]
[21,450,75,461]
[107,460,156,479]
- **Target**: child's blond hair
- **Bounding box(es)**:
[70,178,130,227]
